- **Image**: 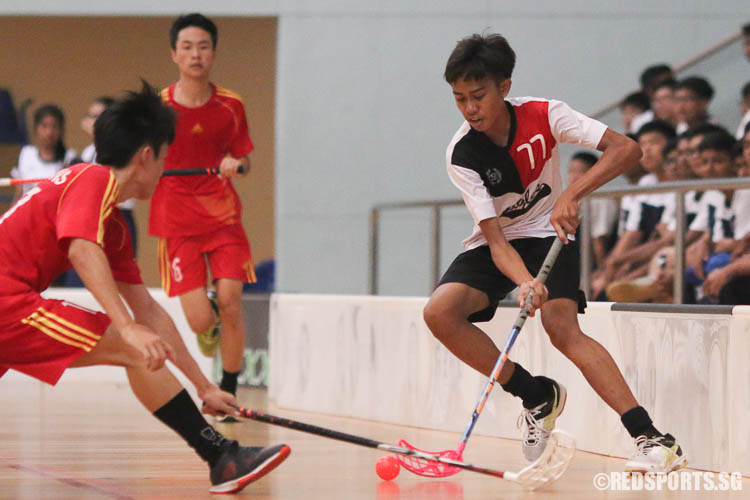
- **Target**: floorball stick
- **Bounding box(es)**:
[232,406,575,490]
[0,166,245,186]
[398,237,565,478]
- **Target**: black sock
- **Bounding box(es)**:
[153,389,231,466]
[220,370,239,395]
[621,406,661,438]
[500,363,551,409]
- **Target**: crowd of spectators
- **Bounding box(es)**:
[574,22,750,305]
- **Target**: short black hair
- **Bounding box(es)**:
[571,151,598,168]
[742,80,750,99]
[663,138,679,157]
[698,130,736,155]
[682,122,728,140]
[170,13,218,50]
[636,120,676,141]
[444,33,516,84]
[742,22,750,36]
[640,64,673,94]
[95,80,176,168]
[653,78,677,93]
[620,91,650,112]
[676,76,715,101]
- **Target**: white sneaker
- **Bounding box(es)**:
[624,433,687,473]
[518,378,567,461]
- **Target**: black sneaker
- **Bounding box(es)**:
[209,442,291,494]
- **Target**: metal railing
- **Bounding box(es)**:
[369,176,750,302]
[369,199,463,294]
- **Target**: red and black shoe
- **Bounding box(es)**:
[209,442,291,494]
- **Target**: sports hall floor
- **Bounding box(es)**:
[0,383,744,499]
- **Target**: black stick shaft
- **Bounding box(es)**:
[161,166,245,177]
[238,408,382,448]
[235,407,507,479]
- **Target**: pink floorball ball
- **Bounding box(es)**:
[375,455,401,481]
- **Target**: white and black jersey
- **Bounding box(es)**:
[446,97,607,250]
[620,174,677,240]
[691,190,734,242]
[663,190,703,233]
[618,174,659,237]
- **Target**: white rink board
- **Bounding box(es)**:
[269,293,750,473]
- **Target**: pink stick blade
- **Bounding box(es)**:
[395,440,463,478]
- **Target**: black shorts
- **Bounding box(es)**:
[437,236,586,323]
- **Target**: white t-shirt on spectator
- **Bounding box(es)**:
[618,174,656,236]
[11,145,76,195]
[691,190,734,242]
[662,190,704,233]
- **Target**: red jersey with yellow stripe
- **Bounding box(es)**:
[0,163,142,317]
[148,83,254,237]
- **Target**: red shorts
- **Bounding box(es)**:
[158,223,256,297]
[0,296,111,385]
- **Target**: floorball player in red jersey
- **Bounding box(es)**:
[0,82,289,495]
[150,14,256,411]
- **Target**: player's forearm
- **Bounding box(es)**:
[68,238,134,331]
[619,236,673,268]
[135,299,214,394]
[479,218,533,285]
[608,231,643,265]
[566,129,642,203]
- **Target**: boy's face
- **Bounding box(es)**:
[743,130,750,169]
[674,88,705,124]
[663,150,682,180]
[744,34,750,62]
[171,26,215,79]
[651,87,675,122]
[698,149,733,179]
[638,131,667,173]
[687,134,704,176]
[735,154,748,178]
[619,104,640,131]
[451,77,509,137]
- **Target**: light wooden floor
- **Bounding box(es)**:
[0,381,744,499]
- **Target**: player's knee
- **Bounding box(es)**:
[186,315,215,336]
[543,320,579,353]
[423,302,459,342]
[215,295,240,317]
